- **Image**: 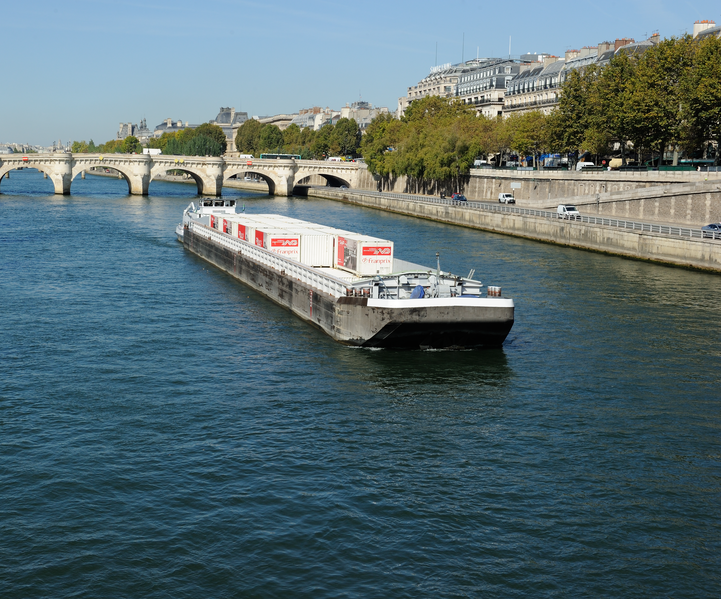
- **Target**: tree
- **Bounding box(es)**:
[311,124,334,159]
[592,53,637,163]
[121,136,142,154]
[330,118,361,157]
[506,111,550,167]
[282,123,302,153]
[258,124,283,153]
[71,140,89,153]
[553,66,600,158]
[97,139,122,153]
[235,119,263,155]
[185,134,222,156]
[193,123,227,154]
[684,35,721,164]
[148,131,176,152]
[164,136,184,155]
[360,113,397,175]
[625,36,695,165]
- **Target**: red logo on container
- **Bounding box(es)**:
[362,246,392,256]
[337,236,347,265]
[271,238,299,247]
[223,219,228,233]
[255,231,265,247]
[210,215,216,228]
[238,225,246,241]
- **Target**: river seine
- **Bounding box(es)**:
[1,168,720,597]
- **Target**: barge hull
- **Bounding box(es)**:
[183,227,514,349]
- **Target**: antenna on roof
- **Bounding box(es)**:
[509,35,512,58]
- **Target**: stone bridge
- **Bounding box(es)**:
[0,153,362,196]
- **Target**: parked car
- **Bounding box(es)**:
[576,161,596,171]
[498,193,516,204]
[557,204,581,220]
[702,223,721,239]
[451,193,467,202]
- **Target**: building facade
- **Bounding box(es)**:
[398,62,462,117]
[117,118,153,142]
[456,58,525,118]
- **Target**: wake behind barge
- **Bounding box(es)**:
[177,200,514,349]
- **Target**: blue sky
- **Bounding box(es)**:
[2,0,720,146]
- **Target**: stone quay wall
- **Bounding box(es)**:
[308,188,721,273]
[351,166,721,227]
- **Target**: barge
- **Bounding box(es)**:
[177,200,514,349]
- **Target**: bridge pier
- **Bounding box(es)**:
[197,158,224,196]
[47,154,74,195]
[125,155,152,195]
[270,161,297,197]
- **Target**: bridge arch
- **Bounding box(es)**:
[223,168,279,195]
[295,172,351,188]
[0,165,55,192]
[150,163,218,196]
[71,162,137,194]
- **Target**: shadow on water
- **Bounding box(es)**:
[335,346,513,401]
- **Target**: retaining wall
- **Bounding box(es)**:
[350,165,721,227]
[309,188,721,273]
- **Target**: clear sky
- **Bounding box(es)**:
[2,0,720,146]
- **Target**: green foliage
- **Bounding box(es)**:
[235,119,263,155]
[684,35,721,163]
[194,123,227,153]
[185,134,223,157]
[69,139,99,153]
[97,139,123,153]
[552,66,600,154]
[625,36,695,161]
[121,136,142,154]
[148,132,176,152]
[330,118,361,157]
[259,125,284,153]
[311,125,333,159]
[361,96,497,182]
[71,140,89,153]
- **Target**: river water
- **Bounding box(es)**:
[1,169,720,598]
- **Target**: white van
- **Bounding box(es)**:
[557,205,581,220]
[498,193,515,204]
[576,161,596,171]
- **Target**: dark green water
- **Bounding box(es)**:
[1,169,720,597]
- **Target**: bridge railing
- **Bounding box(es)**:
[330,189,720,241]
[188,221,350,297]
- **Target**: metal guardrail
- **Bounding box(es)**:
[188,221,350,298]
[333,189,721,241]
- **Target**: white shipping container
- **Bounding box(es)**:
[246,215,311,228]
[254,228,302,261]
[220,217,232,234]
[292,228,335,267]
[335,234,394,276]
[230,221,255,242]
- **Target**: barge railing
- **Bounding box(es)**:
[329,189,721,241]
[188,221,350,298]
